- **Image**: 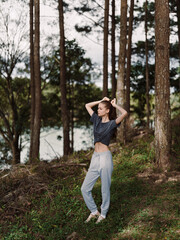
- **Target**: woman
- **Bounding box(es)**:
[81,97,127,224]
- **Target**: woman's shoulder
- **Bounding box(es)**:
[109,119,121,128]
[90,112,101,123]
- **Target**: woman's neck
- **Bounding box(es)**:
[101,115,110,123]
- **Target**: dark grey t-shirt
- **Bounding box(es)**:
[90,112,121,146]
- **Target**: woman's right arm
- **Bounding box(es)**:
[85,97,109,116]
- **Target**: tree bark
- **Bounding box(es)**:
[58,0,70,156]
[30,0,41,163]
[12,135,20,165]
[29,0,35,161]
[0,109,20,164]
[145,0,150,128]
[177,0,180,90]
[103,0,109,97]
[70,81,74,154]
[111,0,116,98]
[70,107,74,153]
[126,0,134,115]
[155,0,171,171]
[116,0,127,143]
[177,0,180,60]
[10,78,21,164]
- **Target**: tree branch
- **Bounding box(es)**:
[0,127,10,145]
[0,109,13,141]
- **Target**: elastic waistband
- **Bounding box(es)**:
[93,150,111,156]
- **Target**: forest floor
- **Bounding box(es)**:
[0,118,179,240]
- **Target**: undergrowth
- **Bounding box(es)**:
[0,132,179,240]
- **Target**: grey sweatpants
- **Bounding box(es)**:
[81,151,113,217]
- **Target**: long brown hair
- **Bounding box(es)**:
[100,100,116,120]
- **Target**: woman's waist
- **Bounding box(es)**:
[94,142,109,152]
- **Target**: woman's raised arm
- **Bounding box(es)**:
[85,97,110,116]
[111,98,128,124]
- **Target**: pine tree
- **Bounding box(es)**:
[116,0,127,143]
[29,0,41,163]
[155,0,171,170]
[58,0,70,156]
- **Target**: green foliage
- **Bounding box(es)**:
[170,42,179,59]
[134,1,155,29]
[130,0,179,124]
[171,93,180,118]
[75,24,92,33]
[41,87,61,128]
[130,62,154,125]
[73,0,104,35]
[132,38,155,57]
[41,39,102,127]
[0,77,30,131]
[0,139,12,164]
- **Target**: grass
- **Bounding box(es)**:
[0,133,180,240]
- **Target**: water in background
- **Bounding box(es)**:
[0,126,93,169]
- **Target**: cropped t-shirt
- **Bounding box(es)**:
[90,112,121,146]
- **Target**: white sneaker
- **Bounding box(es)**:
[85,211,100,223]
[95,215,105,224]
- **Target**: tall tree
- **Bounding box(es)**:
[29,0,41,163]
[145,0,150,128]
[177,0,180,90]
[29,0,35,161]
[155,0,171,170]
[126,0,134,115]
[111,0,116,98]
[58,0,70,156]
[0,0,29,164]
[116,0,127,143]
[103,0,109,97]
[177,0,180,61]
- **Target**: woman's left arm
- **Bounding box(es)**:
[111,99,128,125]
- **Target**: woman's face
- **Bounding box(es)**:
[98,103,109,117]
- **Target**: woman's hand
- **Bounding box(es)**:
[102,97,110,101]
[111,98,116,107]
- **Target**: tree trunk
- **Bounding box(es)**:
[111,0,116,98]
[126,0,134,115]
[58,0,70,156]
[103,0,109,97]
[116,0,127,143]
[11,135,20,165]
[70,81,74,154]
[177,0,180,90]
[145,0,150,128]
[30,0,41,163]
[70,108,74,153]
[177,0,180,60]
[29,0,35,161]
[155,0,171,171]
[9,77,21,164]
[33,0,41,160]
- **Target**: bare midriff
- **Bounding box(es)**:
[94,142,109,152]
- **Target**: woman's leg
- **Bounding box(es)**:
[81,153,100,213]
[99,151,113,218]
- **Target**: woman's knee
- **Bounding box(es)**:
[81,183,87,194]
[81,184,84,193]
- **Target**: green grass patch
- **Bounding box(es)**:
[0,135,179,240]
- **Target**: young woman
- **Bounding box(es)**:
[81,97,127,224]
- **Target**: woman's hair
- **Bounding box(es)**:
[100,100,116,120]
